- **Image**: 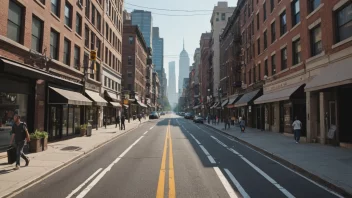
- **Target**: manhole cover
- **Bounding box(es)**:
[61,146,82,151]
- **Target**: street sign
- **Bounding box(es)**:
[90,50,96,61]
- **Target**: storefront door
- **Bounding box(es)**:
[49,106,62,139]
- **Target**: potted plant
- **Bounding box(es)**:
[75,126,81,134]
[29,130,42,153]
[80,124,87,136]
[39,130,48,151]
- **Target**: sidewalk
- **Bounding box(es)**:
[204,122,352,196]
[0,118,149,198]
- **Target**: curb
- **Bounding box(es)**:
[203,124,352,198]
[1,122,145,198]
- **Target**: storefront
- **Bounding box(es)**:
[234,89,262,128]
[226,94,241,122]
[47,86,92,139]
[104,91,120,125]
[85,90,107,129]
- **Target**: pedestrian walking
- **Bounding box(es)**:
[240,117,246,133]
[121,114,126,130]
[115,114,120,129]
[224,116,231,130]
[292,116,302,143]
[137,113,141,123]
[103,116,107,129]
[9,115,30,170]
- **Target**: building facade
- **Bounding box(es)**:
[210,2,235,99]
[178,41,190,96]
[0,0,123,147]
[168,61,177,107]
[122,23,148,118]
[131,10,153,48]
[199,33,212,116]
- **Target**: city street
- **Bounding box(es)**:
[13,116,343,198]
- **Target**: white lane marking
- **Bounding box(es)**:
[213,167,238,198]
[190,134,201,144]
[197,124,343,198]
[143,131,148,135]
[199,145,216,164]
[76,136,144,198]
[224,168,251,198]
[66,168,103,198]
[150,126,154,130]
[211,136,228,148]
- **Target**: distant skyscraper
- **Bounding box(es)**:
[168,61,177,105]
[131,10,153,47]
[152,27,163,73]
[178,40,190,95]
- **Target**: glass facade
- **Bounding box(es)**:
[131,10,153,47]
[152,27,164,73]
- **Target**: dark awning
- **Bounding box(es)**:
[234,89,262,107]
[210,102,219,109]
[85,90,107,106]
[221,99,229,107]
[137,101,147,108]
[49,87,92,106]
[254,84,304,104]
[104,91,118,102]
[110,102,122,107]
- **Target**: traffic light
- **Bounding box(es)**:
[90,50,96,61]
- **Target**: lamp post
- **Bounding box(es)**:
[217,87,222,121]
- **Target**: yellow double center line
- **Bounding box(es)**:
[156,120,176,198]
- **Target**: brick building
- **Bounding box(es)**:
[224,0,352,146]
[122,23,148,117]
[199,33,212,116]
[0,0,123,146]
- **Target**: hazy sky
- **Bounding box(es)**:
[125,0,237,91]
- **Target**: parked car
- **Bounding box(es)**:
[160,112,165,115]
[180,112,185,116]
[149,111,159,119]
[184,113,194,119]
[193,116,204,124]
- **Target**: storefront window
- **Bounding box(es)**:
[68,106,74,135]
[62,105,68,136]
[0,93,28,147]
[74,107,80,134]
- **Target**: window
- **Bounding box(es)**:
[128,56,132,65]
[129,36,133,44]
[264,30,268,50]
[85,26,89,47]
[31,16,43,53]
[105,23,109,39]
[84,53,89,72]
[112,80,115,90]
[91,5,96,26]
[249,69,252,84]
[271,54,276,75]
[74,45,80,69]
[264,59,268,76]
[128,72,132,77]
[51,0,60,16]
[280,11,287,36]
[310,25,322,56]
[50,29,59,59]
[263,2,267,21]
[292,0,300,26]
[257,38,260,55]
[128,84,132,91]
[7,1,23,43]
[221,13,226,20]
[336,3,352,42]
[270,0,274,13]
[108,78,111,87]
[96,39,101,58]
[254,66,257,82]
[271,21,276,43]
[64,2,72,28]
[97,12,101,32]
[281,47,287,70]
[258,63,261,81]
[104,76,107,86]
[63,38,71,65]
[251,20,254,35]
[85,0,90,18]
[256,13,259,30]
[105,47,108,63]
[76,13,82,35]
[308,0,320,13]
[292,39,301,65]
[91,32,95,50]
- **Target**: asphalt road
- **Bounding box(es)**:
[13,115,343,198]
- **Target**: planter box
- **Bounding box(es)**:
[41,138,48,151]
[80,129,86,136]
[29,139,42,153]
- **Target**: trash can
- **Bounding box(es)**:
[86,120,93,136]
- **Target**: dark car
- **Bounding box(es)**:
[180,112,185,116]
[160,112,165,115]
[184,113,194,119]
[193,116,204,123]
[149,111,159,119]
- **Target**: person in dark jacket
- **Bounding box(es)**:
[103,116,107,129]
[120,115,126,130]
[115,115,120,129]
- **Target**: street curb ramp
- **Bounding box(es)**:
[203,124,352,198]
[1,121,149,198]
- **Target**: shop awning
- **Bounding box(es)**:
[227,95,240,108]
[105,91,118,101]
[193,105,200,109]
[234,89,262,107]
[305,57,352,92]
[123,104,129,108]
[221,99,229,107]
[137,101,147,108]
[110,102,122,107]
[48,87,92,106]
[85,90,108,106]
[254,84,304,105]
[210,102,219,109]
